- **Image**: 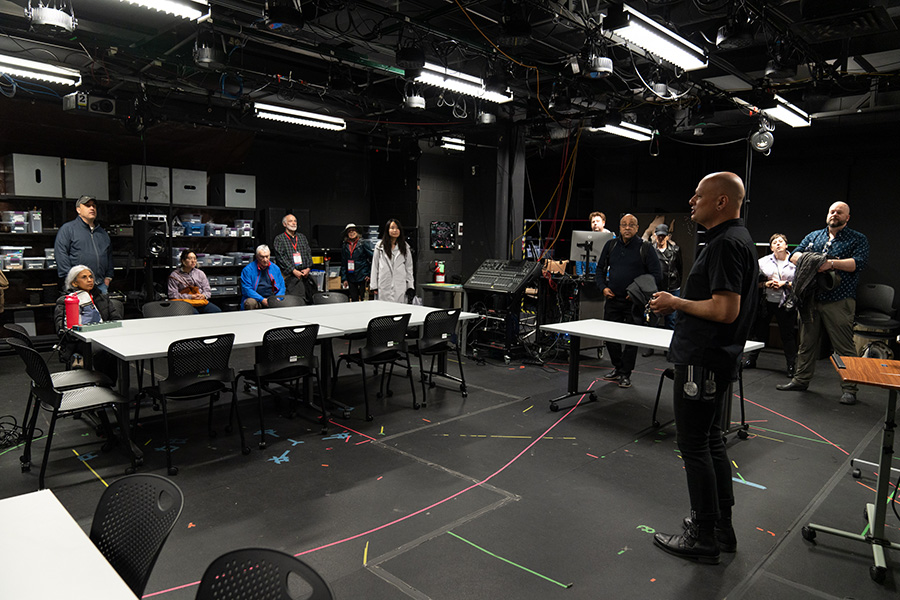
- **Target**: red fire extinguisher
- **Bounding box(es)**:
[433,261,446,283]
[65,294,80,329]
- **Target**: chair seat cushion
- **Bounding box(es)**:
[52,385,126,414]
[50,369,113,390]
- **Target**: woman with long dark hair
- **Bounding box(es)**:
[370,218,415,303]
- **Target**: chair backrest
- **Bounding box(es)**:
[7,337,61,407]
[143,300,196,318]
[421,309,461,345]
[167,333,235,379]
[312,292,349,305]
[267,295,307,308]
[856,284,895,316]
[365,313,411,351]
[259,324,319,365]
[89,474,184,597]
[195,548,334,600]
[4,322,34,349]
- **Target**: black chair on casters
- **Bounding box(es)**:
[5,322,113,433]
[90,474,184,598]
[136,301,197,423]
[7,337,137,489]
[196,548,334,600]
[332,314,418,421]
[408,309,467,405]
[235,324,327,447]
[148,333,250,475]
[267,294,307,308]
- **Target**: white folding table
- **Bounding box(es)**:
[540,319,765,433]
[0,489,138,600]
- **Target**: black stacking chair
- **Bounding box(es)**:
[8,337,136,489]
[5,323,113,432]
[136,300,197,422]
[267,294,307,308]
[408,309,467,405]
[312,291,349,305]
[148,333,250,475]
[236,324,326,448]
[89,474,184,597]
[332,314,418,421]
[651,368,675,428]
[196,548,334,600]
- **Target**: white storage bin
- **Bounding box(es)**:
[119,165,170,203]
[208,174,256,208]
[63,158,109,200]
[2,154,62,197]
[171,169,207,206]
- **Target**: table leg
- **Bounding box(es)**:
[115,357,143,462]
[548,335,597,411]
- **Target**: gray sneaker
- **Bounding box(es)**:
[840,392,857,405]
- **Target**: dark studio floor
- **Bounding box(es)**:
[1,337,899,600]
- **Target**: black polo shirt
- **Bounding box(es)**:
[668,218,758,376]
[596,237,662,297]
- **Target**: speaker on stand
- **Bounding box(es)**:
[133,218,167,301]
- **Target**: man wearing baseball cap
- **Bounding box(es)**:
[54,195,114,294]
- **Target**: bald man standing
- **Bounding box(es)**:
[776,201,870,404]
[650,172,758,564]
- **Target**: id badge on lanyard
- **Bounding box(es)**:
[293,252,303,266]
[347,260,355,272]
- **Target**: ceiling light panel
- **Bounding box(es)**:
[416,63,513,104]
[255,102,346,131]
[605,4,708,72]
[119,0,209,21]
[0,53,81,86]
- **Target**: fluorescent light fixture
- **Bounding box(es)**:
[119,0,209,21]
[440,136,465,151]
[604,4,707,72]
[416,63,513,104]
[0,52,81,86]
[255,102,346,131]
[588,121,654,142]
[765,94,811,128]
[733,95,811,128]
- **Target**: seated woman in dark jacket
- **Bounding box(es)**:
[54,264,122,378]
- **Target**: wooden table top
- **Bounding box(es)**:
[831,356,900,390]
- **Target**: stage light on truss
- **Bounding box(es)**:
[0,52,81,86]
[25,0,77,32]
[119,0,209,21]
[255,102,346,131]
[588,120,654,142]
[604,4,707,72]
[440,136,465,151]
[416,63,513,104]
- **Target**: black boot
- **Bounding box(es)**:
[654,516,720,564]
[681,516,737,552]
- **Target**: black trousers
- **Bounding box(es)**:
[672,365,734,523]
[748,300,798,366]
[603,296,641,376]
[347,280,366,302]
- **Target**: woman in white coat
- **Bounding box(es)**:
[371,218,415,303]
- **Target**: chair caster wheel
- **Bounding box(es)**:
[152,404,161,412]
[168,466,179,476]
[852,468,862,479]
[242,446,251,455]
[366,414,374,422]
[550,403,559,412]
[342,411,351,419]
[135,457,144,467]
[870,565,887,584]
[801,526,816,542]
[590,392,598,401]
[462,392,468,398]
[413,403,420,410]
[429,382,436,389]
[738,430,749,440]
[21,463,31,473]
[258,442,267,450]
[125,466,136,475]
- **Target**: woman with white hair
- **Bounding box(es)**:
[53,265,122,374]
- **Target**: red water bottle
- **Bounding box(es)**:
[65,294,80,328]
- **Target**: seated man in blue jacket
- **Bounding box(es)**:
[240,245,285,309]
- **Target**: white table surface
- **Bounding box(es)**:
[541,319,765,353]
[0,489,138,600]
